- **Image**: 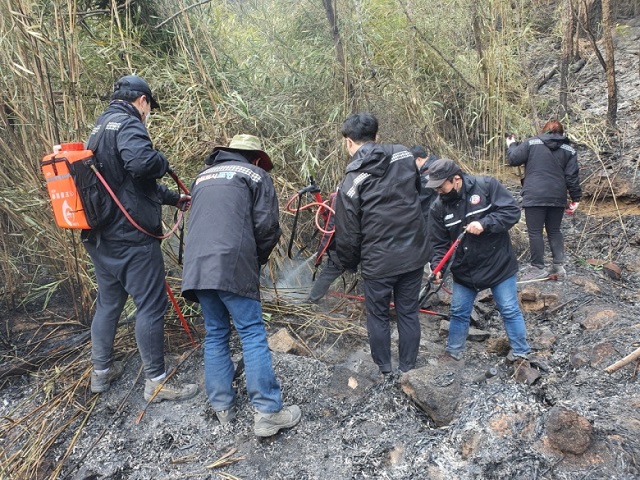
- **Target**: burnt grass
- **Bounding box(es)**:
[2,17,640,480]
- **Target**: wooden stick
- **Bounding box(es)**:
[605,346,640,374]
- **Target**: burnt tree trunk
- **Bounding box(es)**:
[560,0,575,115]
[602,0,618,128]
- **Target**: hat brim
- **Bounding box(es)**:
[212,146,274,172]
[426,177,447,189]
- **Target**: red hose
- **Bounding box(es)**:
[329,291,447,317]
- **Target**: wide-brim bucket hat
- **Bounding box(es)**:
[212,134,273,172]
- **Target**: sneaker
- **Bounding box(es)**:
[547,264,566,277]
[216,408,236,425]
[91,361,125,393]
[144,377,198,403]
[519,266,548,282]
[254,405,302,437]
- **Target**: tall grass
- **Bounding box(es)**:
[0,0,621,316]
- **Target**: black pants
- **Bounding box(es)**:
[363,267,423,374]
[84,239,167,378]
[524,206,565,268]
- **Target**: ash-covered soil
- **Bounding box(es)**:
[2,209,638,480]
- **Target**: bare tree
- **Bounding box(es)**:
[322,0,354,102]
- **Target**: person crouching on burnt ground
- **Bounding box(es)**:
[181,134,301,437]
[410,144,439,226]
[334,113,429,378]
[410,144,439,268]
[506,119,581,281]
[306,192,346,304]
[426,159,531,365]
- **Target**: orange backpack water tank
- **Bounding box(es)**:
[41,142,93,229]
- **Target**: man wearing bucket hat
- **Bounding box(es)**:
[85,74,196,402]
[181,134,301,437]
[426,159,531,366]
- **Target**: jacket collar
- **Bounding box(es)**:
[205,149,252,166]
[106,100,143,122]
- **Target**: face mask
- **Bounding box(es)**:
[440,187,460,203]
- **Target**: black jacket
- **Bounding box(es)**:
[82,101,178,245]
[334,143,429,279]
[506,133,581,208]
[428,175,520,290]
[181,150,281,302]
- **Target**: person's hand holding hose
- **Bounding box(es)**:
[465,221,484,235]
[176,194,192,211]
[565,201,579,215]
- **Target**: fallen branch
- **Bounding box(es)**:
[604,346,640,374]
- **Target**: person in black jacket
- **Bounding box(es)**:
[427,159,531,363]
[334,113,429,376]
[507,119,581,280]
[84,75,197,403]
[181,135,301,436]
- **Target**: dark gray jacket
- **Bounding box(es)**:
[428,175,520,290]
[82,101,179,245]
[181,150,281,302]
[334,143,429,279]
[506,133,581,208]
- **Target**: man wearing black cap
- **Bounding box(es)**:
[334,112,429,377]
[84,75,196,402]
[181,134,301,436]
[426,159,531,364]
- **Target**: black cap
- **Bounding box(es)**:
[425,159,462,188]
[409,145,428,159]
[113,75,159,109]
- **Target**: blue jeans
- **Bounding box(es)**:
[195,290,282,414]
[446,274,530,358]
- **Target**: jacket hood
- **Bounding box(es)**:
[539,133,570,151]
[345,143,391,177]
